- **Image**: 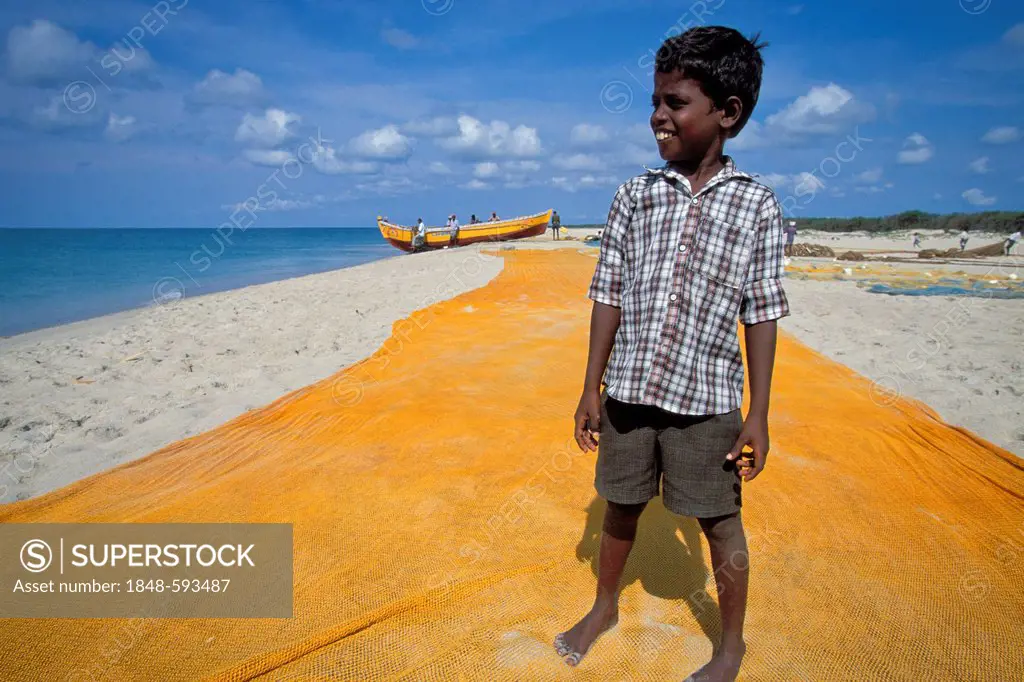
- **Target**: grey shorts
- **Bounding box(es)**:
[595,393,743,518]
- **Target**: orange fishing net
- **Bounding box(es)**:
[2,248,1022,680]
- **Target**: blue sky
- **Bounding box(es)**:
[0,0,1022,227]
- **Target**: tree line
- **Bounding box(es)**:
[567,211,1023,234]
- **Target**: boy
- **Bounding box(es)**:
[554,27,788,682]
[551,210,562,240]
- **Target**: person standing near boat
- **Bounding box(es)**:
[413,218,426,251]
[489,212,501,222]
[448,214,461,247]
[958,228,969,252]
[551,211,562,240]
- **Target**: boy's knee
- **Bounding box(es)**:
[698,512,744,543]
[603,501,646,539]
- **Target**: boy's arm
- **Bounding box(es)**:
[582,303,621,398]
[727,192,790,480]
[575,184,633,451]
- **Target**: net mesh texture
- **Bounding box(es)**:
[2,248,1023,681]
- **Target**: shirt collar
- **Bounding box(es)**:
[644,156,751,196]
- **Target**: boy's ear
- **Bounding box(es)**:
[719,95,744,135]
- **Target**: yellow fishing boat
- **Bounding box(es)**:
[377,209,553,252]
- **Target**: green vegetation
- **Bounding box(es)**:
[793,211,1023,234]
[568,211,1023,234]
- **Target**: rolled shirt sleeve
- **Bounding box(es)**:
[587,183,634,307]
[740,192,790,325]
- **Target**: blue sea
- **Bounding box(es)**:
[0,228,397,337]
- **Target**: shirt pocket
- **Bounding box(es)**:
[690,216,757,289]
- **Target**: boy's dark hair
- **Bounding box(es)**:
[655,26,767,136]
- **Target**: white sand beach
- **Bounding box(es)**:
[1,234,1021,504]
[0,248,502,503]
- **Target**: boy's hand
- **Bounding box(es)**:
[726,413,769,482]
[574,390,602,452]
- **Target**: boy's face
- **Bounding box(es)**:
[650,70,724,163]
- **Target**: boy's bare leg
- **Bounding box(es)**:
[685,513,748,682]
[555,501,645,666]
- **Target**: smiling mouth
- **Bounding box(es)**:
[655,130,677,142]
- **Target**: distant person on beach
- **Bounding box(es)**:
[913,232,921,249]
[784,220,797,256]
[448,214,460,247]
[959,228,969,252]
[1006,229,1021,255]
[413,218,426,250]
[551,211,561,240]
[489,212,501,222]
[470,214,480,224]
[558,27,786,682]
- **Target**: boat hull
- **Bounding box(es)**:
[378,210,553,253]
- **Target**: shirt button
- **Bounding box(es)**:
[678,244,687,253]
[691,197,699,205]
[669,294,678,302]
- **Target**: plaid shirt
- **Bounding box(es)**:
[588,158,789,416]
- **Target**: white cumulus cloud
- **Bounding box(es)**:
[854,167,883,184]
[243,149,294,166]
[755,172,825,193]
[350,125,412,159]
[570,123,610,146]
[793,172,826,194]
[962,188,996,206]
[31,94,100,129]
[505,160,541,172]
[6,19,95,83]
[897,133,934,164]
[474,162,500,178]
[551,175,618,193]
[764,84,873,136]
[968,156,991,174]
[105,113,137,142]
[757,173,791,189]
[311,143,378,175]
[439,115,543,158]
[981,126,1020,144]
[235,109,299,147]
[552,154,606,172]
[194,68,264,104]
[461,179,491,190]
[402,117,458,137]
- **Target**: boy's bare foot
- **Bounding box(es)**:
[683,639,746,682]
[553,600,618,666]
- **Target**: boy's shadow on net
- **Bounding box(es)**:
[575,496,721,644]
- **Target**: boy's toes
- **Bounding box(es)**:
[553,633,572,657]
[564,651,583,667]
